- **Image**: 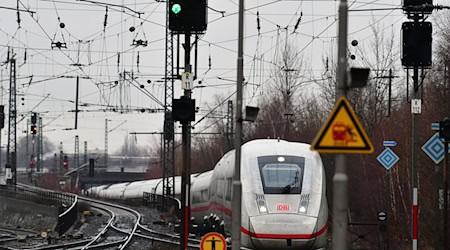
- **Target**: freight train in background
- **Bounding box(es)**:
[88,139,329,249]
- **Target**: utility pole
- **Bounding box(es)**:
[438,118,450,249]
[75,76,79,129]
[232,0,244,248]
[331,0,349,249]
[0,106,4,175]
[444,139,448,250]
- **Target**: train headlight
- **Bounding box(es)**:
[299,196,309,214]
[256,198,268,214]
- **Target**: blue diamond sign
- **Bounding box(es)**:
[377,148,399,170]
[422,132,449,164]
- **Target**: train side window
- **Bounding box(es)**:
[217,179,224,198]
[201,189,209,202]
[192,192,200,204]
[210,181,216,197]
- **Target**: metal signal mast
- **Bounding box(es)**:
[6,52,17,185]
[163,0,176,206]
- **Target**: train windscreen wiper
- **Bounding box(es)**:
[281,171,299,194]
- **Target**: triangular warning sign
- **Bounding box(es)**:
[311,96,374,154]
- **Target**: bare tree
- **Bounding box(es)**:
[253,35,308,139]
[15,135,55,171]
[114,134,149,157]
[318,21,401,133]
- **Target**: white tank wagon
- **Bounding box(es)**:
[86,175,199,199]
[190,139,328,249]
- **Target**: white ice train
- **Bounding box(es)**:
[88,139,328,249]
[190,139,328,249]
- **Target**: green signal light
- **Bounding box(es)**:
[171,4,181,14]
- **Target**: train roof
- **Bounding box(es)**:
[242,139,319,159]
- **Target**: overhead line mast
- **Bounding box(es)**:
[163,0,176,210]
[6,50,17,186]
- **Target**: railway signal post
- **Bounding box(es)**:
[311,0,373,248]
[331,0,349,249]
[232,0,244,248]
[439,118,450,249]
[168,0,206,248]
[401,1,434,249]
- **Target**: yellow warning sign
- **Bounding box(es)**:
[200,232,227,250]
[311,96,374,154]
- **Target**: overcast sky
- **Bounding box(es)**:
[0,0,447,156]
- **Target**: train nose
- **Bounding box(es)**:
[246,214,326,249]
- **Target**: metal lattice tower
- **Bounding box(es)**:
[54,153,57,171]
[74,135,79,169]
[6,57,17,185]
[59,142,63,173]
[163,0,176,200]
[104,119,108,168]
[84,141,88,164]
[37,117,43,172]
[226,100,234,149]
[26,119,29,172]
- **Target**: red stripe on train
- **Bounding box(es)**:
[241,223,328,239]
[191,201,232,216]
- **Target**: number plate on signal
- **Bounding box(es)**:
[277,204,289,211]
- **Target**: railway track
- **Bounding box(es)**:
[133,223,201,249]
[1,187,204,249]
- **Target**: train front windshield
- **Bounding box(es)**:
[257,155,305,194]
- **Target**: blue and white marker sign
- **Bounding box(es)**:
[421,132,449,164]
[377,147,399,170]
[431,123,440,131]
[383,141,397,147]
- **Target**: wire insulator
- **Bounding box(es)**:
[293,12,303,34]
[117,52,120,72]
[137,52,140,72]
[256,11,261,35]
[103,6,108,32]
[208,55,211,70]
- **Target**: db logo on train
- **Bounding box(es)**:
[277,204,289,211]
[200,232,227,250]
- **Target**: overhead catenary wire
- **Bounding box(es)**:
[0,1,404,139]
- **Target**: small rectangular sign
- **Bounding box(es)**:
[432,123,439,131]
[411,99,421,114]
[383,141,397,147]
[181,72,193,90]
[277,204,289,211]
[5,168,11,179]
